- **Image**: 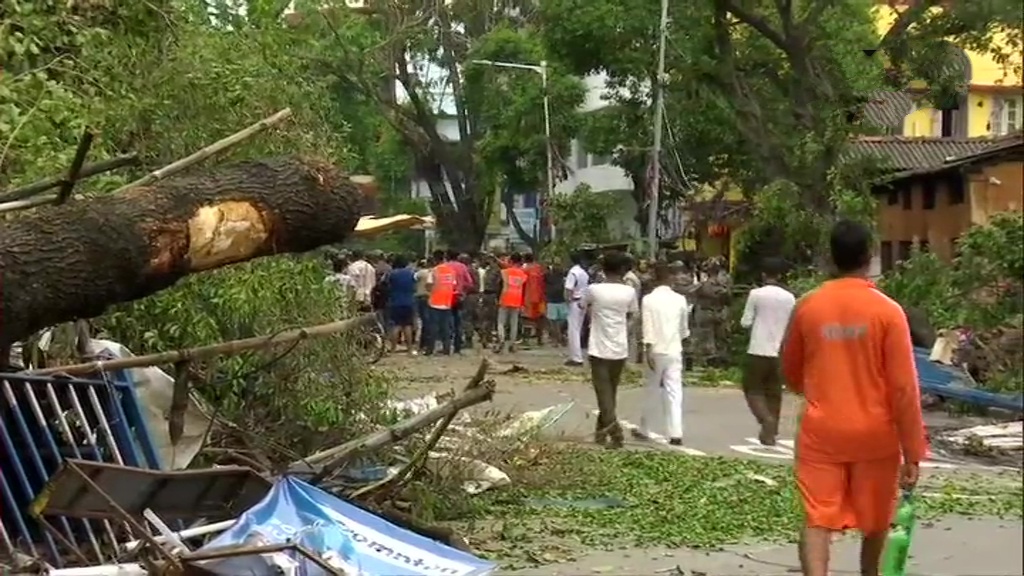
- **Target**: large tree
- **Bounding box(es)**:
[296,0,585,252]
[538,0,1023,259]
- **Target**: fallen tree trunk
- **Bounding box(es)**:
[0,156,365,349]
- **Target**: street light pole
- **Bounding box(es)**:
[470,59,555,243]
[646,0,669,260]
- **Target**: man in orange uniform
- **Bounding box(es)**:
[521,252,548,346]
[424,250,457,356]
[780,220,927,576]
[495,253,528,353]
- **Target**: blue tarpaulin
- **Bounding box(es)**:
[197,476,496,576]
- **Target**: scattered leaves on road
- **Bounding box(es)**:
[452,446,1022,568]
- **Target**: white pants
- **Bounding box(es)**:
[567,300,585,362]
[640,353,684,439]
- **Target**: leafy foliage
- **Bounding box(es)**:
[100,257,390,458]
[306,0,584,251]
[2,0,392,451]
[459,445,1023,569]
[541,184,619,262]
[537,0,1022,266]
[879,212,1024,332]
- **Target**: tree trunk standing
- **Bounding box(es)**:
[0,156,365,349]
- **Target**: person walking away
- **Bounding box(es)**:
[637,263,690,445]
[583,251,638,448]
[495,253,528,353]
[521,253,548,346]
[387,255,417,354]
[450,251,477,350]
[564,252,590,367]
[423,251,457,356]
[544,263,568,346]
[345,250,376,312]
[740,257,796,446]
[448,250,476,353]
[413,258,432,353]
[781,219,925,576]
[623,257,643,363]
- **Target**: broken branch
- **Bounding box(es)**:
[30,314,375,376]
[296,360,494,480]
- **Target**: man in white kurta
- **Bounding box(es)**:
[638,263,691,444]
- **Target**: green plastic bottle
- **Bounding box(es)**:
[881,490,917,576]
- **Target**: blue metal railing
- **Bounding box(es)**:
[0,371,161,567]
[914,347,1024,413]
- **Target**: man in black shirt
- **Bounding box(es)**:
[544,264,568,346]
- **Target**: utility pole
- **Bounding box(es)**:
[646,0,669,260]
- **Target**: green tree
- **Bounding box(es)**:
[301,0,585,252]
[2,0,395,453]
[538,0,1022,263]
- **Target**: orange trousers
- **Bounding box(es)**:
[795,456,901,534]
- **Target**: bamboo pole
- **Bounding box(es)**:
[112,108,293,194]
[30,314,374,376]
[0,109,291,214]
[0,154,137,204]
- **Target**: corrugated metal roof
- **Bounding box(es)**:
[844,135,1014,171]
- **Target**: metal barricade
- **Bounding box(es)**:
[0,371,161,567]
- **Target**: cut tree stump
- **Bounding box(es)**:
[0,156,366,349]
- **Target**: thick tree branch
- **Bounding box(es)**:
[718,0,792,56]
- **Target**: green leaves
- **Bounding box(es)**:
[462,446,1023,567]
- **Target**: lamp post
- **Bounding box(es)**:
[470,59,554,243]
[646,0,669,259]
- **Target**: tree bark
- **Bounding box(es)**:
[0,156,366,349]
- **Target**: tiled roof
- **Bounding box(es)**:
[860,91,915,130]
[844,135,1017,171]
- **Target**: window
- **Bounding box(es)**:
[897,241,913,263]
[996,96,1023,135]
[919,239,930,253]
[880,241,894,273]
[886,188,899,205]
[900,185,913,210]
[949,177,965,205]
[922,180,937,210]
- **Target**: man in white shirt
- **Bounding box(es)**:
[638,263,690,445]
[582,251,638,448]
[563,252,590,367]
[739,258,796,446]
[345,250,376,311]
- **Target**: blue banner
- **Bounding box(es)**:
[198,476,496,576]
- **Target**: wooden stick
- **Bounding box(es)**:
[30,314,373,376]
[299,362,495,480]
[0,153,138,203]
[112,108,293,194]
[55,130,95,205]
[348,360,489,499]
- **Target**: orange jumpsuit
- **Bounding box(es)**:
[781,278,927,534]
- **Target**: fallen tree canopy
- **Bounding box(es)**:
[0,156,365,350]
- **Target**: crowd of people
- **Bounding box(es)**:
[326,219,928,576]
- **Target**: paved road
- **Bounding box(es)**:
[384,348,1023,575]
[499,516,1024,576]
[396,347,1019,472]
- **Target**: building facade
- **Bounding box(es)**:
[869,137,1023,272]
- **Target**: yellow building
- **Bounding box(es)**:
[873,3,1023,137]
